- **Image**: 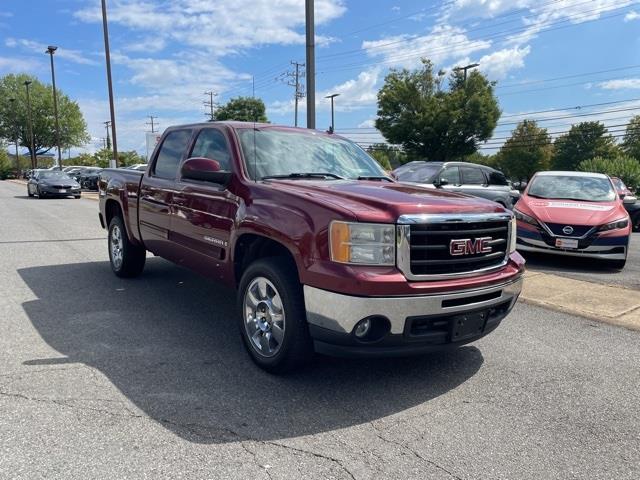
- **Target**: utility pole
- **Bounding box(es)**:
[101,0,118,168]
[46,46,63,169]
[305,0,316,129]
[24,80,36,169]
[9,98,20,176]
[146,115,158,133]
[204,91,218,121]
[278,61,306,127]
[325,93,340,133]
[104,121,112,150]
[454,63,480,83]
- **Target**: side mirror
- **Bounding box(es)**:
[435,178,449,188]
[181,157,232,186]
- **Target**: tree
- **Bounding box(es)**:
[0,74,90,161]
[0,142,12,179]
[622,115,640,160]
[497,120,553,181]
[366,143,407,170]
[375,59,500,161]
[553,122,619,170]
[577,156,640,190]
[213,96,268,122]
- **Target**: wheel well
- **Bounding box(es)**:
[234,234,298,285]
[105,199,123,227]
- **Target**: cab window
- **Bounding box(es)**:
[488,171,509,186]
[440,166,460,185]
[190,129,232,171]
[153,129,192,179]
[460,166,487,185]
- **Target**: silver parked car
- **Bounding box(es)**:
[392,161,519,209]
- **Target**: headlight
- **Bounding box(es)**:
[513,208,538,226]
[509,217,517,253]
[330,221,395,265]
[599,218,629,231]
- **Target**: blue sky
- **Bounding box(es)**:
[1,0,640,155]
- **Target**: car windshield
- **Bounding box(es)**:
[395,163,441,182]
[39,171,73,181]
[528,175,616,202]
[237,128,387,180]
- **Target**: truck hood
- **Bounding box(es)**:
[517,195,623,225]
[267,180,505,222]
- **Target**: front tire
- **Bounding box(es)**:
[108,216,146,278]
[632,213,640,233]
[237,258,313,374]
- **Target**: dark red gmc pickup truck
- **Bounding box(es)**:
[98,122,524,372]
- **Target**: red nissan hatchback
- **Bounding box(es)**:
[514,171,631,269]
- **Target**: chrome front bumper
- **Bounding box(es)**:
[304,276,523,335]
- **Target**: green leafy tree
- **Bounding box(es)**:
[118,150,146,167]
[366,143,407,170]
[553,122,619,170]
[375,59,500,161]
[497,120,553,181]
[0,74,90,161]
[213,96,268,122]
[0,142,12,179]
[622,115,640,160]
[577,156,640,191]
[463,151,500,168]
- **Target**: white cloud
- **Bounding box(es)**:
[599,78,640,90]
[5,38,99,66]
[0,56,40,73]
[362,24,492,70]
[624,10,640,21]
[476,45,531,80]
[75,0,346,55]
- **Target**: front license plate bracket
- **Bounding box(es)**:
[450,311,488,342]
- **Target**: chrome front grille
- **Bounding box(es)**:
[397,213,513,280]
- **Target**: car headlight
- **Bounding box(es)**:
[509,216,517,253]
[598,218,629,231]
[330,221,395,265]
[513,208,539,227]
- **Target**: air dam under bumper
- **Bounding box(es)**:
[304,276,522,357]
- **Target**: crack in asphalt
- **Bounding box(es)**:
[0,388,357,479]
[370,422,463,480]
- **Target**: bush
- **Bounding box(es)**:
[577,156,640,191]
[0,145,13,179]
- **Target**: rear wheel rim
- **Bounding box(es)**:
[110,225,124,270]
[243,277,285,358]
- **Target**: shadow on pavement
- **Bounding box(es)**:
[18,259,483,444]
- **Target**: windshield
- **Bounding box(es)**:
[40,171,73,181]
[528,175,616,202]
[395,163,441,183]
[237,129,386,180]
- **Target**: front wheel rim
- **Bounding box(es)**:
[243,277,285,358]
[110,225,124,270]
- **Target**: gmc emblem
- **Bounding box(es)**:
[450,237,493,256]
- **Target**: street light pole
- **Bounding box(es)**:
[305,0,315,129]
[23,81,36,169]
[46,46,63,170]
[454,63,480,83]
[101,0,118,168]
[9,98,20,177]
[325,93,340,133]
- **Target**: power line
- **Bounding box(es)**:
[203,91,218,121]
[146,115,158,133]
[277,61,306,127]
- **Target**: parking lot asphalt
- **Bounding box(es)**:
[1,180,639,480]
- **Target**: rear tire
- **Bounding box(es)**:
[108,216,146,278]
[27,187,33,197]
[237,258,313,374]
[74,195,81,199]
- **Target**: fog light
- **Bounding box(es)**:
[354,318,372,338]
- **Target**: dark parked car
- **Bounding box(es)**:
[392,161,519,208]
[78,167,103,190]
[27,170,81,198]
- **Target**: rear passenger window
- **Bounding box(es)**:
[461,167,486,185]
[488,171,509,186]
[190,129,232,171]
[154,130,192,179]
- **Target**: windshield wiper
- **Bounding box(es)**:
[357,175,393,182]
[261,172,345,180]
